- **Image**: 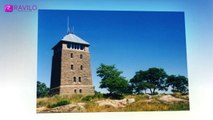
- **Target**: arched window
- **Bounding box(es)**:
[71,65,74,70]
[80,54,83,59]
[73,77,76,82]
[80,65,83,70]
[74,89,77,93]
[79,89,82,93]
[79,77,81,82]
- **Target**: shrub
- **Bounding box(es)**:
[94,91,103,99]
[48,100,70,108]
[103,93,124,100]
[37,81,49,98]
[81,95,94,102]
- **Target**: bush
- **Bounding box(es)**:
[81,95,94,102]
[103,93,124,100]
[48,100,70,108]
[94,91,103,99]
[37,81,49,98]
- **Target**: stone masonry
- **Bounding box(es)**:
[50,33,94,95]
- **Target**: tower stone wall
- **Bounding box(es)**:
[50,33,94,95]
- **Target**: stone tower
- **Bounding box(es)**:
[50,32,94,95]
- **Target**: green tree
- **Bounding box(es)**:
[130,70,148,94]
[130,68,168,95]
[166,75,188,93]
[37,81,50,98]
[96,64,129,95]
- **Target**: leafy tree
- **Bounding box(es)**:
[37,81,50,98]
[130,70,148,94]
[166,75,188,93]
[96,64,129,95]
[130,68,168,95]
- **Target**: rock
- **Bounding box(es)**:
[158,95,186,103]
[97,100,120,108]
[77,102,86,106]
[144,94,152,99]
[114,99,127,105]
[72,104,86,112]
[127,98,135,104]
[36,107,48,112]
[96,99,128,108]
[47,103,86,112]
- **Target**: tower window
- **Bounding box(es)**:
[73,77,76,82]
[70,53,73,58]
[67,43,71,48]
[71,65,74,70]
[74,89,77,93]
[74,44,76,49]
[80,54,83,59]
[79,89,82,93]
[80,65,83,70]
[77,44,79,49]
[79,77,81,82]
[80,45,84,50]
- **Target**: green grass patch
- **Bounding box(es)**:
[47,100,70,108]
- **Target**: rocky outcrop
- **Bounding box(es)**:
[158,95,186,103]
[37,103,86,113]
[96,98,135,108]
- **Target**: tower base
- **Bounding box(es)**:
[50,85,94,95]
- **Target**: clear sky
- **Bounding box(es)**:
[38,10,187,93]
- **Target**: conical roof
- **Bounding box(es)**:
[62,33,90,45]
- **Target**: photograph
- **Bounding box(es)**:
[37,10,189,113]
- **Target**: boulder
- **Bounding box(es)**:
[47,103,86,112]
[96,99,126,108]
[158,95,186,103]
[36,107,48,112]
[127,98,135,104]
[144,94,152,99]
[97,100,121,108]
[96,98,135,108]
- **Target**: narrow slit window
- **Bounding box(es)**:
[71,65,74,70]
[79,77,81,82]
[80,65,83,70]
[73,77,76,82]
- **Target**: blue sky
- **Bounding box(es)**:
[38,10,187,93]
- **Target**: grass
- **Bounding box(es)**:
[48,100,70,108]
[37,94,189,112]
[37,94,83,108]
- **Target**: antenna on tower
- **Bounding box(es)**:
[67,16,70,34]
[72,26,74,34]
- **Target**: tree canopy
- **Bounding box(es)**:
[166,75,188,93]
[37,81,50,98]
[130,68,168,95]
[96,64,129,95]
